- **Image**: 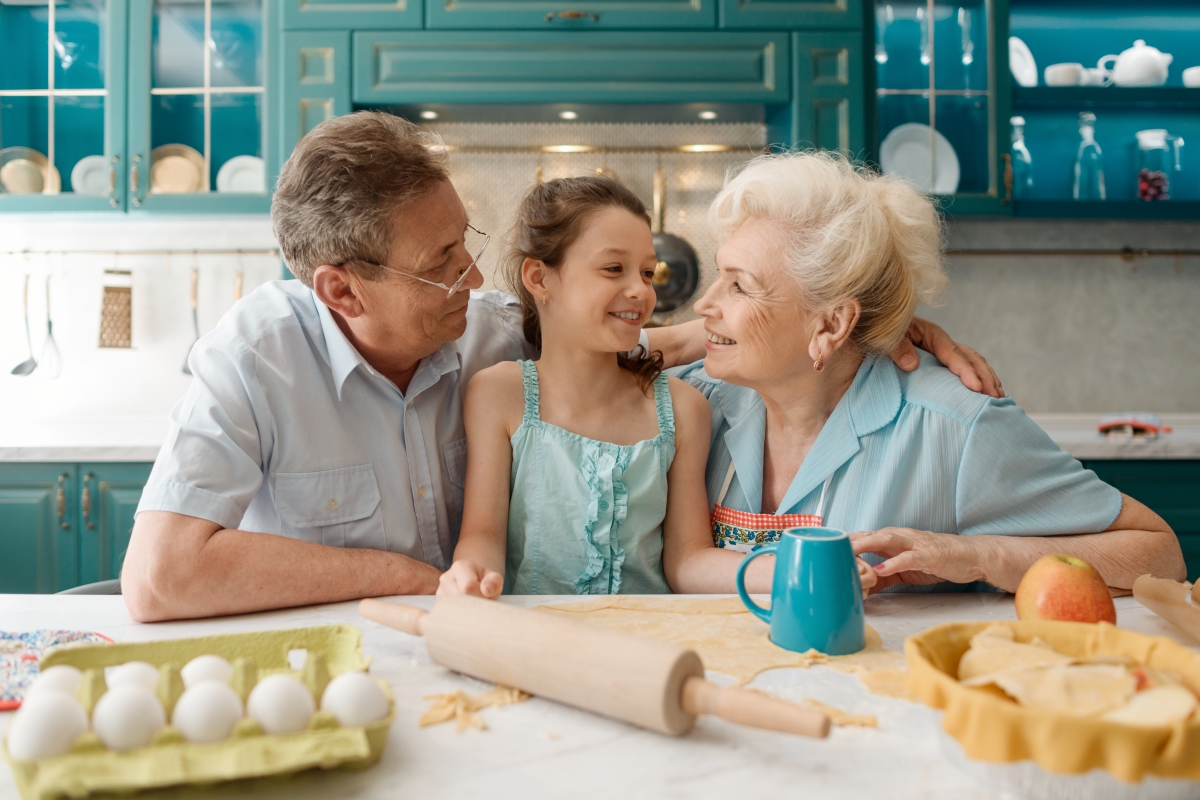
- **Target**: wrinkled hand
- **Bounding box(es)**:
[851,528,987,593]
[437,559,503,600]
[856,556,877,600]
[890,317,1003,399]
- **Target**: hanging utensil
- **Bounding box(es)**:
[39,271,61,378]
[99,266,133,349]
[182,262,199,375]
[11,273,38,376]
[650,167,700,317]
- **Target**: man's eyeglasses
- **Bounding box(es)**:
[338,224,490,298]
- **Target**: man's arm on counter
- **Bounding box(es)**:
[122,512,440,622]
[646,316,1004,398]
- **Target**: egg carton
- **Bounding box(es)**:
[1,625,395,800]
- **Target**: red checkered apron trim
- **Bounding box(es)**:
[709,461,832,552]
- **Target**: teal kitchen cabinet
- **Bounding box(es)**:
[77,463,154,587]
[0,463,151,594]
[721,0,860,31]
[353,31,790,106]
[282,0,422,32]
[0,0,128,212]
[280,31,352,168]
[1085,460,1200,582]
[0,465,79,594]
[125,0,276,213]
[791,31,864,157]
[425,0,716,31]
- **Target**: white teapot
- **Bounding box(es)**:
[1099,40,1173,87]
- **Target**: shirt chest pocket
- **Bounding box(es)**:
[442,438,467,533]
[275,464,384,549]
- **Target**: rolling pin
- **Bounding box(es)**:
[359,596,830,738]
[1133,574,1200,643]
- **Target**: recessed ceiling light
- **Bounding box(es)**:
[559,110,579,120]
[698,110,718,120]
[419,110,438,120]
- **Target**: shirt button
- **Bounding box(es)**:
[327,498,339,511]
[599,500,609,511]
[418,486,427,498]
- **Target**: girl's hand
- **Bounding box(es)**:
[438,560,504,600]
[856,556,877,599]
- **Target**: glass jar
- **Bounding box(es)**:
[1136,129,1184,202]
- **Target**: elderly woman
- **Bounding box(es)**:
[670,152,1185,595]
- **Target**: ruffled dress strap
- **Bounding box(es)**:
[652,373,675,445]
[518,359,541,425]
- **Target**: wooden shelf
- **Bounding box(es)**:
[1014,200,1200,219]
[1013,87,1200,110]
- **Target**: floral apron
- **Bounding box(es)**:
[710,461,833,553]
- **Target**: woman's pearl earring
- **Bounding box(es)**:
[813,360,825,373]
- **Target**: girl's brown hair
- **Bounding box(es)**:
[505,175,664,394]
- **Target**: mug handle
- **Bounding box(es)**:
[736,545,775,624]
[1097,55,1118,72]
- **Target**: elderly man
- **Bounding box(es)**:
[122,111,999,622]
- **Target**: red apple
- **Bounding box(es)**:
[1014,554,1117,624]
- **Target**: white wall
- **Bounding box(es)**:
[0,216,280,424]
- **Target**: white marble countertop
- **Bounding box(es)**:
[1,593,1196,800]
[1028,414,1200,460]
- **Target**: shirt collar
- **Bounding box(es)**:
[313,290,464,400]
[722,354,902,514]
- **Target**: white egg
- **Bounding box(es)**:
[105,661,160,691]
[180,655,233,689]
[246,674,315,735]
[5,691,89,761]
[171,680,244,743]
[26,665,83,700]
[91,685,166,751]
[320,672,389,727]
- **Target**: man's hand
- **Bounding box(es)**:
[890,317,1003,399]
[851,527,986,593]
[438,559,503,599]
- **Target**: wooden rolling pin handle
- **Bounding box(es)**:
[681,677,830,739]
[358,598,430,636]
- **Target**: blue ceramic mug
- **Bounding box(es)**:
[735,527,865,655]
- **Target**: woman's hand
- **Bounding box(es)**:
[891,317,1003,399]
[851,528,987,592]
[438,559,503,599]
[856,556,877,600]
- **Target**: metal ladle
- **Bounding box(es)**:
[11,274,38,376]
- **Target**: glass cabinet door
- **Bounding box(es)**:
[0,0,126,210]
[127,0,270,211]
[873,0,1012,213]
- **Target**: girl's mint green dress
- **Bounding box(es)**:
[504,360,674,595]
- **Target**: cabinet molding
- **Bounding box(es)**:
[283,0,423,31]
[720,0,860,31]
[282,31,354,163]
[427,0,716,31]
[791,31,863,156]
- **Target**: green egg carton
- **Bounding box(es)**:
[2,625,395,800]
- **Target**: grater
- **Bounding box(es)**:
[99,269,132,348]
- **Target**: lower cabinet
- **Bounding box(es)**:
[1084,460,1200,582]
[0,463,152,594]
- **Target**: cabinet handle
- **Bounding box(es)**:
[545,10,598,21]
[1001,153,1013,206]
[82,472,95,530]
[56,473,69,530]
[131,155,142,207]
[108,156,119,208]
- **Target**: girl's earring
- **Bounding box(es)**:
[813,359,825,373]
[541,294,548,306]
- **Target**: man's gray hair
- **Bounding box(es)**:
[271,111,450,286]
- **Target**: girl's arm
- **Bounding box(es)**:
[439,364,523,599]
[662,379,877,595]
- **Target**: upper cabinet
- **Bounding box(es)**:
[426,0,716,30]
[0,0,127,212]
[721,0,860,30]
[127,0,272,212]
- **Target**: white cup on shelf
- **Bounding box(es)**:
[1081,67,1112,87]
[1044,62,1085,86]
[1184,66,1200,88]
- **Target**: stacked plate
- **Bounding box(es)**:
[0,148,61,195]
[150,144,208,194]
[879,123,961,195]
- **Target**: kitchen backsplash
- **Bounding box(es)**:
[0,208,1196,424]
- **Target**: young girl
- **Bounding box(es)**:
[438,175,731,597]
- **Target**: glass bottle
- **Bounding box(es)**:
[1010,116,1033,200]
[1136,129,1184,201]
[1072,112,1106,201]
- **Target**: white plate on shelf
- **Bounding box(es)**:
[880,123,960,195]
[71,155,108,196]
[0,147,61,195]
[215,155,265,193]
[1010,36,1038,87]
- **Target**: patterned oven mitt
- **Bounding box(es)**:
[0,630,112,710]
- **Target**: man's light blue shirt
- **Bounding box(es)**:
[137,281,536,569]
[673,352,1123,591]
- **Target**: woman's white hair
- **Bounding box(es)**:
[707,150,948,354]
